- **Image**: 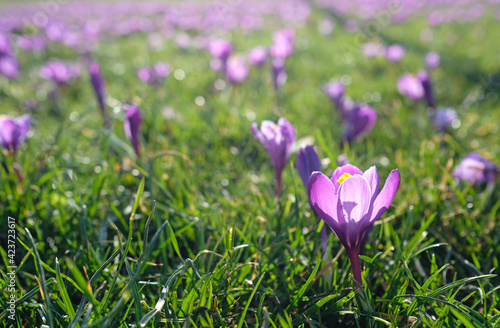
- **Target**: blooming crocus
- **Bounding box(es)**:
[226,55,249,84]
[137,62,170,86]
[0,114,30,154]
[417,70,435,108]
[297,145,328,249]
[270,28,294,59]
[89,61,110,128]
[342,105,377,144]
[207,39,233,72]
[40,60,81,86]
[322,81,346,117]
[397,73,424,101]
[425,51,440,70]
[247,46,267,67]
[433,107,458,131]
[252,117,295,195]
[124,106,142,158]
[271,58,287,91]
[453,153,498,185]
[308,164,400,286]
[0,56,19,80]
[385,44,405,62]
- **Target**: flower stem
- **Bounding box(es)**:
[276,168,282,196]
[347,246,363,287]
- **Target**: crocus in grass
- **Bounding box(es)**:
[0,114,30,154]
[385,44,405,62]
[417,70,435,108]
[0,56,19,80]
[252,117,295,195]
[453,153,498,185]
[342,105,377,144]
[124,106,142,158]
[89,61,110,128]
[207,39,233,72]
[271,58,287,91]
[226,55,249,84]
[247,46,267,67]
[137,62,171,86]
[40,60,81,85]
[270,28,294,59]
[297,145,328,248]
[322,81,346,118]
[433,107,458,131]
[308,164,400,286]
[397,73,424,101]
[425,51,440,70]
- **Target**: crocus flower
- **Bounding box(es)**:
[453,153,498,185]
[433,107,458,131]
[342,105,377,144]
[297,145,328,249]
[308,164,400,286]
[361,43,385,58]
[40,60,81,85]
[417,70,435,108]
[322,81,346,118]
[252,117,296,195]
[0,56,19,80]
[0,114,31,154]
[271,58,287,91]
[397,73,424,101]
[247,46,267,67]
[124,106,142,158]
[297,145,321,188]
[425,51,440,70]
[137,62,171,86]
[270,28,294,59]
[226,55,249,84]
[385,44,405,62]
[89,61,110,128]
[207,39,233,72]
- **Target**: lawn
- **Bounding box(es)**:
[1,1,500,327]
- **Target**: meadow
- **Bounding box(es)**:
[1,0,500,327]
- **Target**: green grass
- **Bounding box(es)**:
[1,7,500,327]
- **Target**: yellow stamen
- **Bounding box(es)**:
[337,173,352,184]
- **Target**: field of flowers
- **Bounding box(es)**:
[1,0,500,327]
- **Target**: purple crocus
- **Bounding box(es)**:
[271,58,287,91]
[226,55,249,84]
[0,56,19,80]
[322,81,346,118]
[252,117,296,195]
[342,105,377,144]
[0,114,31,154]
[417,70,435,108]
[425,52,440,70]
[270,28,294,59]
[397,73,425,101]
[40,60,81,86]
[453,153,498,185]
[297,145,328,249]
[247,46,267,67]
[137,62,171,86]
[308,164,400,286]
[207,39,233,72]
[89,61,110,128]
[124,106,142,158]
[433,107,457,131]
[385,44,405,62]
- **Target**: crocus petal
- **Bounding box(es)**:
[308,172,346,244]
[251,122,265,144]
[331,164,363,191]
[296,145,321,188]
[363,166,379,206]
[336,175,372,247]
[370,169,400,224]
